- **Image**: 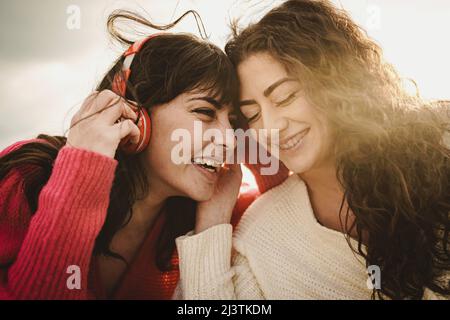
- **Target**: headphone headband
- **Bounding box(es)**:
[112,33,165,154]
[112,33,165,96]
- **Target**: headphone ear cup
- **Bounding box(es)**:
[119,107,151,154]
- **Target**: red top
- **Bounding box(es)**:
[0,139,288,300]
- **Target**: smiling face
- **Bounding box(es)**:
[237,52,334,174]
[141,90,237,202]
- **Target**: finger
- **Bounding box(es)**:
[102,100,138,125]
[80,91,100,111]
[71,92,101,127]
[222,163,241,175]
[88,89,122,115]
[228,163,242,173]
[113,119,141,145]
[69,90,127,132]
[221,163,231,172]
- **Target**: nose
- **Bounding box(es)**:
[212,117,236,151]
[260,104,289,142]
[203,115,236,163]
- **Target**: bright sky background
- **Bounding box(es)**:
[1,0,449,185]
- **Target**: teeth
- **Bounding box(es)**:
[279,129,309,150]
[192,158,222,168]
[280,136,300,150]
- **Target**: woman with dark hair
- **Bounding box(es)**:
[175,0,450,300]
[0,10,287,299]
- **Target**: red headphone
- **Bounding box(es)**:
[112,34,162,154]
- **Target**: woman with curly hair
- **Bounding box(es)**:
[175,0,450,299]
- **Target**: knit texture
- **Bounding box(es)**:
[0,142,117,299]
[175,174,446,300]
[0,139,288,300]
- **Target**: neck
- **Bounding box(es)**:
[299,164,354,234]
[299,163,342,194]
[130,196,165,233]
[128,179,174,233]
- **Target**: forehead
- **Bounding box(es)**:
[237,53,289,96]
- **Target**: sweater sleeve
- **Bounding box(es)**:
[0,145,117,299]
[174,224,264,300]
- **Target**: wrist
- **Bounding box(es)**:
[194,219,230,234]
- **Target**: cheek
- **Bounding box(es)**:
[310,115,334,162]
[279,109,333,172]
[143,108,190,182]
[148,116,179,165]
[142,109,216,200]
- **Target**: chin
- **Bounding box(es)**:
[284,162,311,175]
[281,154,317,175]
[186,189,213,202]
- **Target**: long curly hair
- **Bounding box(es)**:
[226,0,450,299]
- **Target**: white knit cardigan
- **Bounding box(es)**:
[173,174,444,300]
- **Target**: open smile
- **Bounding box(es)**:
[191,157,223,181]
[278,128,310,152]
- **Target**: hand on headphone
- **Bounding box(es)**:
[66,90,140,158]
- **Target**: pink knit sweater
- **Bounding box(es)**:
[0,139,288,299]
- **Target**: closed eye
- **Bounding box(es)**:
[247,112,260,124]
[193,108,216,118]
[276,91,299,107]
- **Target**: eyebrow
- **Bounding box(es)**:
[189,96,222,109]
[238,77,297,107]
[239,99,257,107]
[263,77,297,97]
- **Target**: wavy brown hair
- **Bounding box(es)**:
[0,10,238,272]
[226,0,450,299]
